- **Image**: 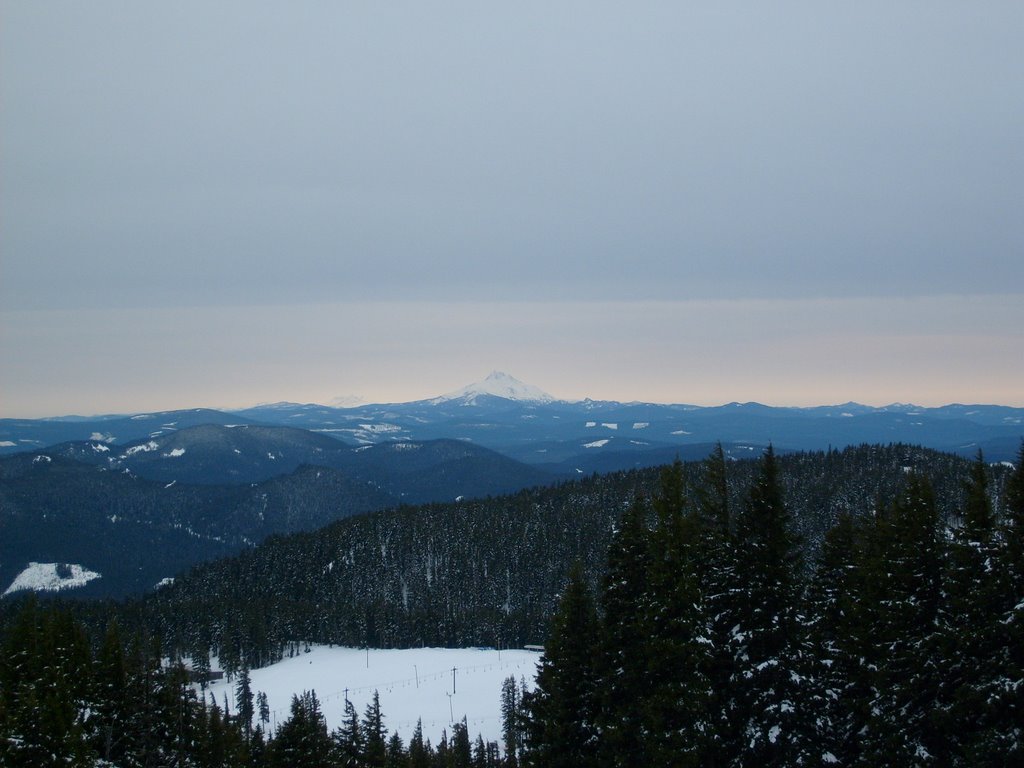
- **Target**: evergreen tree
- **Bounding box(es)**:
[472,734,488,768]
[434,729,450,768]
[334,697,364,768]
[271,691,333,768]
[725,445,817,766]
[236,663,255,741]
[205,697,228,768]
[523,562,599,768]
[499,675,523,767]
[641,459,712,766]
[258,689,271,732]
[386,731,408,768]
[859,474,945,764]
[962,449,995,537]
[89,619,129,761]
[409,719,431,768]
[695,442,730,539]
[693,442,739,764]
[363,690,388,768]
[1002,440,1024,590]
[806,510,864,765]
[451,718,473,768]
[596,495,652,767]
[947,447,1024,764]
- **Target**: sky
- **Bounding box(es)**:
[2,1,1022,416]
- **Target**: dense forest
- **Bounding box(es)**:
[522,445,1024,766]
[1,443,1021,765]
[108,444,1001,673]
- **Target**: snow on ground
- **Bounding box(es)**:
[202,645,540,747]
[583,439,610,448]
[124,441,159,456]
[3,562,102,596]
[435,371,555,404]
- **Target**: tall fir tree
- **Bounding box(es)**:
[523,562,599,768]
[642,459,712,766]
[409,719,430,768]
[1002,440,1024,591]
[692,442,739,766]
[596,495,653,767]
[499,675,523,768]
[363,690,388,768]
[335,697,364,768]
[724,445,818,766]
[859,474,945,765]
[236,663,255,742]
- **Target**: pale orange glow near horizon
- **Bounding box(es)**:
[3,296,1021,418]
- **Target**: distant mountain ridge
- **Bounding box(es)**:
[2,373,1022,463]
[0,426,555,598]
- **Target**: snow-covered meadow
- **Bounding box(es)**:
[202,646,541,747]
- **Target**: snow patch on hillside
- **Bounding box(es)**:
[3,562,101,596]
[202,645,540,747]
[583,439,610,448]
[164,448,186,457]
[125,441,159,456]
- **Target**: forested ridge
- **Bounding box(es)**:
[115,444,1003,672]
[1,442,1021,765]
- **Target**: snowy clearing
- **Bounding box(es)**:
[202,645,540,747]
[3,562,102,596]
[583,439,610,448]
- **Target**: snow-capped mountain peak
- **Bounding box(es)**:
[434,371,555,404]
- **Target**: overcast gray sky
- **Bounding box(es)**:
[2,1,1022,415]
